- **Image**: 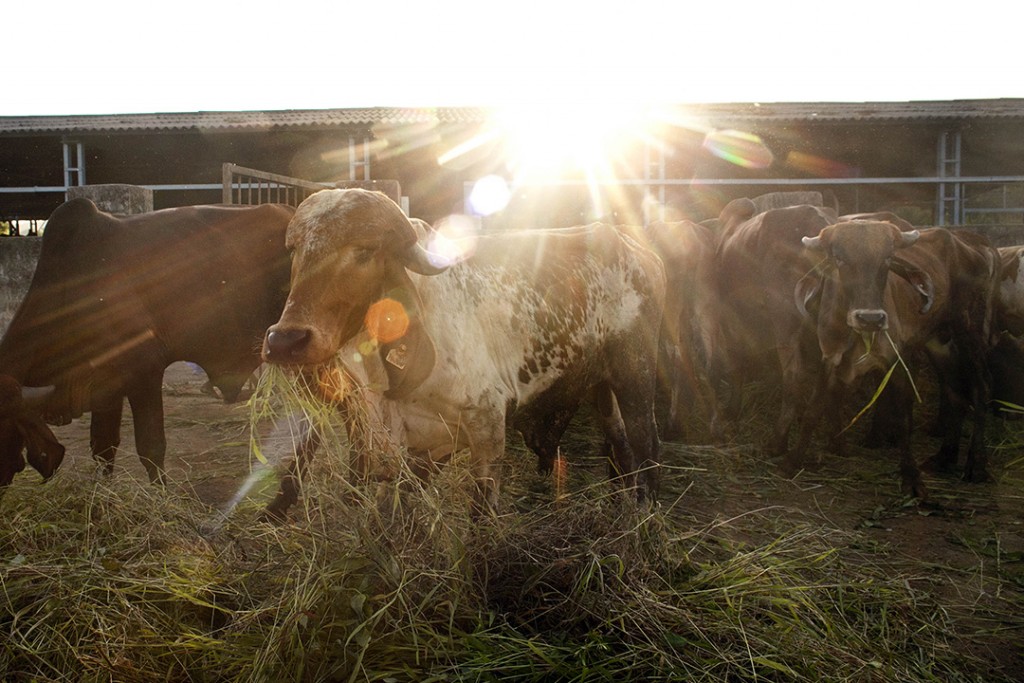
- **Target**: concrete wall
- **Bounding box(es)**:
[0,184,152,336]
[0,237,41,335]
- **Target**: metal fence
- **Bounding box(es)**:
[221,163,330,206]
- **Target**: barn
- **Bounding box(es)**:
[3,99,1024,239]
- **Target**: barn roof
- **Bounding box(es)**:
[3,99,1024,135]
[0,107,491,135]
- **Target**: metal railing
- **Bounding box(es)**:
[221,163,330,206]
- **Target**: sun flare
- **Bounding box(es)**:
[494,101,654,183]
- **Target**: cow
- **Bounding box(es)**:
[635,219,718,441]
[0,198,294,490]
[260,189,665,517]
[981,245,1024,415]
[996,244,1024,336]
[839,211,917,233]
[695,198,837,443]
[511,218,714,475]
[784,221,999,497]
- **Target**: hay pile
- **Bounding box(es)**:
[0,365,1007,681]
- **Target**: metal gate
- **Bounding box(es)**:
[221,163,331,206]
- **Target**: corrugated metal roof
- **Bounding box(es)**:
[0,107,491,135]
[692,99,1024,122]
[2,100,1024,135]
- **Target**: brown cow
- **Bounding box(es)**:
[787,222,999,497]
[696,198,837,443]
[996,244,1024,335]
[0,199,294,490]
[616,219,718,441]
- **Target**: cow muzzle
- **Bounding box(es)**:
[848,308,888,332]
[263,326,315,364]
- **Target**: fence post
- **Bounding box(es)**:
[222,163,235,204]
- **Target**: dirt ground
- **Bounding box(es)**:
[38,362,1024,681]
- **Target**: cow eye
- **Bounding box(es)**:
[353,246,376,264]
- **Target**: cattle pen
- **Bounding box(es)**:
[2,100,1024,681]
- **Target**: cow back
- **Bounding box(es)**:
[0,199,294,412]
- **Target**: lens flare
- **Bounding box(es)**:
[702,129,774,169]
[423,214,480,268]
[469,175,512,216]
[317,364,351,402]
[785,150,858,177]
[365,298,410,344]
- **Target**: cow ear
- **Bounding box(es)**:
[794,268,825,318]
[890,256,934,313]
[377,264,436,399]
[17,412,65,479]
[719,197,757,228]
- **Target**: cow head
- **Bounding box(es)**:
[795,221,933,334]
[0,375,65,489]
[262,189,446,398]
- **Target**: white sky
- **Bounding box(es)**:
[5,1,1022,116]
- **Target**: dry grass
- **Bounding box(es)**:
[0,365,1020,681]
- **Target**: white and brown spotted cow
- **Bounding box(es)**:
[261,189,665,517]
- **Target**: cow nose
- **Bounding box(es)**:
[263,327,312,362]
[852,309,888,331]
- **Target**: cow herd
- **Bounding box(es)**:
[1,189,1022,519]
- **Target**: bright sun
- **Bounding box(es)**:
[493,101,654,183]
[439,100,668,219]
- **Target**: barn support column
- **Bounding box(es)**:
[349,136,371,181]
[62,139,86,192]
[936,129,963,225]
[66,184,154,215]
[643,140,666,225]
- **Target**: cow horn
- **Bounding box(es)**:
[898,229,920,248]
[402,242,451,276]
[801,235,824,251]
[21,385,55,408]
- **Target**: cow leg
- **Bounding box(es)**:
[707,366,740,443]
[962,390,991,484]
[772,339,822,461]
[593,383,634,486]
[889,374,928,500]
[262,421,322,524]
[519,402,577,475]
[955,341,992,484]
[126,371,167,484]
[603,378,661,502]
[865,400,901,448]
[923,343,962,474]
[465,404,505,515]
[659,339,688,442]
[89,396,124,477]
[780,369,832,476]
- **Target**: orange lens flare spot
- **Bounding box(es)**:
[365,298,410,344]
[553,453,568,501]
[317,365,350,402]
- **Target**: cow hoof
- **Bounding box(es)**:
[778,456,802,478]
[257,505,289,525]
[961,467,992,484]
[920,455,958,475]
[660,423,687,442]
[901,478,929,502]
